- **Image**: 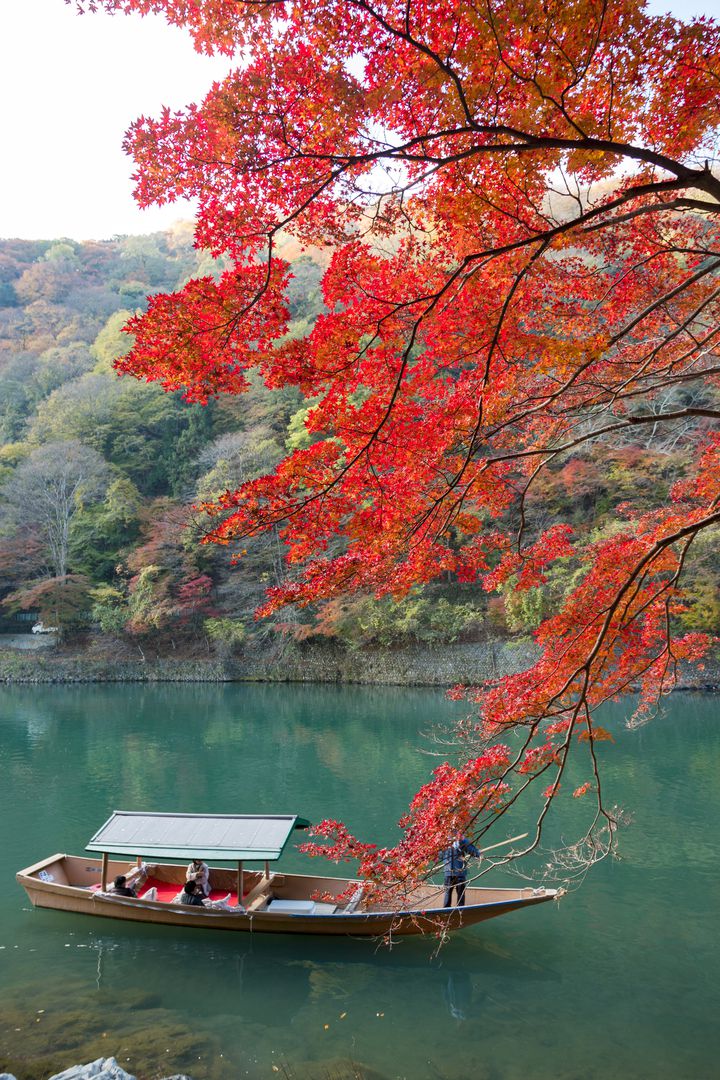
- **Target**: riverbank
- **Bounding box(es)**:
[1,637,719,688]
[0,638,535,685]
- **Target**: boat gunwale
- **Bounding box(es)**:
[16,854,557,920]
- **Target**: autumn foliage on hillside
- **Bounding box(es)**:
[75,0,720,885]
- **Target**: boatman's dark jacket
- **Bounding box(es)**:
[439,838,481,881]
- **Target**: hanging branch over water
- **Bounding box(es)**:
[73,0,720,889]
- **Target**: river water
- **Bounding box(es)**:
[1,684,718,1080]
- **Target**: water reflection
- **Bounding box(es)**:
[442,970,474,1022]
[4,895,565,1075]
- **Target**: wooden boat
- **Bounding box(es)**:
[16,811,557,937]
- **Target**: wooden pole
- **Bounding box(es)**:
[422,833,533,903]
[237,861,244,904]
[264,860,270,880]
[101,852,109,892]
[479,833,529,855]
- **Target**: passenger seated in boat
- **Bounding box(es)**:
[111,874,138,897]
[186,857,210,897]
[176,879,241,912]
[179,880,206,906]
[109,862,151,897]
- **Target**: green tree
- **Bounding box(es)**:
[30,373,206,495]
[90,583,129,635]
[90,310,133,373]
[204,616,246,657]
[70,477,143,581]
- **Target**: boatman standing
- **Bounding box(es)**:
[440,836,481,908]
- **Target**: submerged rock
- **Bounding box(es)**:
[0,983,217,1080]
[48,1059,136,1080]
[44,1063,193,1080]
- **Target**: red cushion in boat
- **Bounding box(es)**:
[139,876,240,905]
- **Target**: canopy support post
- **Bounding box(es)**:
[237,861,244,904]
[101,852,108,892]
[264,860,270,879]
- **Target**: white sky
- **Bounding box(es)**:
[0,0,717,242]
[0,2,232,241]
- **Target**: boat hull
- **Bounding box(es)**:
[17,854,556,938]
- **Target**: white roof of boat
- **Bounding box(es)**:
[86,811,310,861]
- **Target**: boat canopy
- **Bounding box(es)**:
[86,811,311,862]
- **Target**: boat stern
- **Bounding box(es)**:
[16,853,70,905]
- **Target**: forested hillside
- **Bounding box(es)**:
[0,227,717,659]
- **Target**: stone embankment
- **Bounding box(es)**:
[0,637,718,689]
[0,1059,190,1080]
[0,639,537,685]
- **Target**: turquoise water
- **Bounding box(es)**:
[1,684,718,1080]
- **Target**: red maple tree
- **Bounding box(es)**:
[74,0,720,890]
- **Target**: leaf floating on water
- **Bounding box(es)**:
[339,1012,347,1019]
